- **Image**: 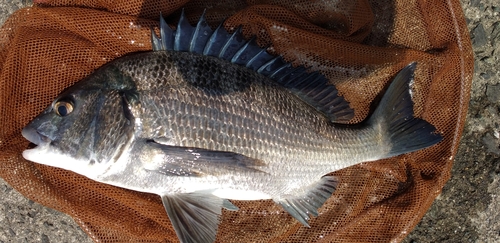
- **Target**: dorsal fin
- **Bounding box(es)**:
[151,10,354,123]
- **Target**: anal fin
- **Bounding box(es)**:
[275,176,339,227]
[161,192,238,243]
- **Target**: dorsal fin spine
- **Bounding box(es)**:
[174,9,193,51]
[189,10,206,53]
[160,13,173,50]
[231,36,255,64]
[257,56,280,74]
[258,56,289,76]
[219,26,243,59]
[269,63,292,79]
[189,10,213,54]
[246,48,269,69]
[151,30,161,51]
[203,22,229,56]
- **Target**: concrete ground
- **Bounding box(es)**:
[0,0,498,242]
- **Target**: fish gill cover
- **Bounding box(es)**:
[0,0,472,242]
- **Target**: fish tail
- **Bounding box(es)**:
[369,63,442,158]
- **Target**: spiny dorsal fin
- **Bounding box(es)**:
[151,10,354,123]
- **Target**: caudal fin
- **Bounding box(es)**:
[369,63,442,158]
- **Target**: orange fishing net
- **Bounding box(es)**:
[0,0,473,242]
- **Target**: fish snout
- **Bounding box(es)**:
[22,126,51,146]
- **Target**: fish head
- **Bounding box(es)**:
[22,63,137,179]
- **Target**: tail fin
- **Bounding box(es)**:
[369,63,442,158]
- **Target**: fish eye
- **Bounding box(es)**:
[54,100,74,116]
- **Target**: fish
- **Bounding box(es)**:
[21,10,442,243]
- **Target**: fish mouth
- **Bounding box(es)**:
[21,127,51,147]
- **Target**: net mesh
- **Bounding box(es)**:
[0,0,473,242]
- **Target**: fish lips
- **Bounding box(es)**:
[22,127,51,147]
[21,126,55,164]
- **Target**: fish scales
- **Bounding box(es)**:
[21,11,442,243]
[103,50,388,194]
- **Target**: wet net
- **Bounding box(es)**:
[0,0,473,242]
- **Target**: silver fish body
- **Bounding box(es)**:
[109,51,383,194]
[21,11,442,243]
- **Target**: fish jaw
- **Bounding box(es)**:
[22,144,96,178]
[22,127,100,179]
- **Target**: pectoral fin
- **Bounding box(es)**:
[161,192,238,243]
[140,140,266,177]
[275,176,339,227]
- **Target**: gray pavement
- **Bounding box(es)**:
[0,0,498,242]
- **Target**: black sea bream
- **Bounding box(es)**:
[21,10,442,243]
